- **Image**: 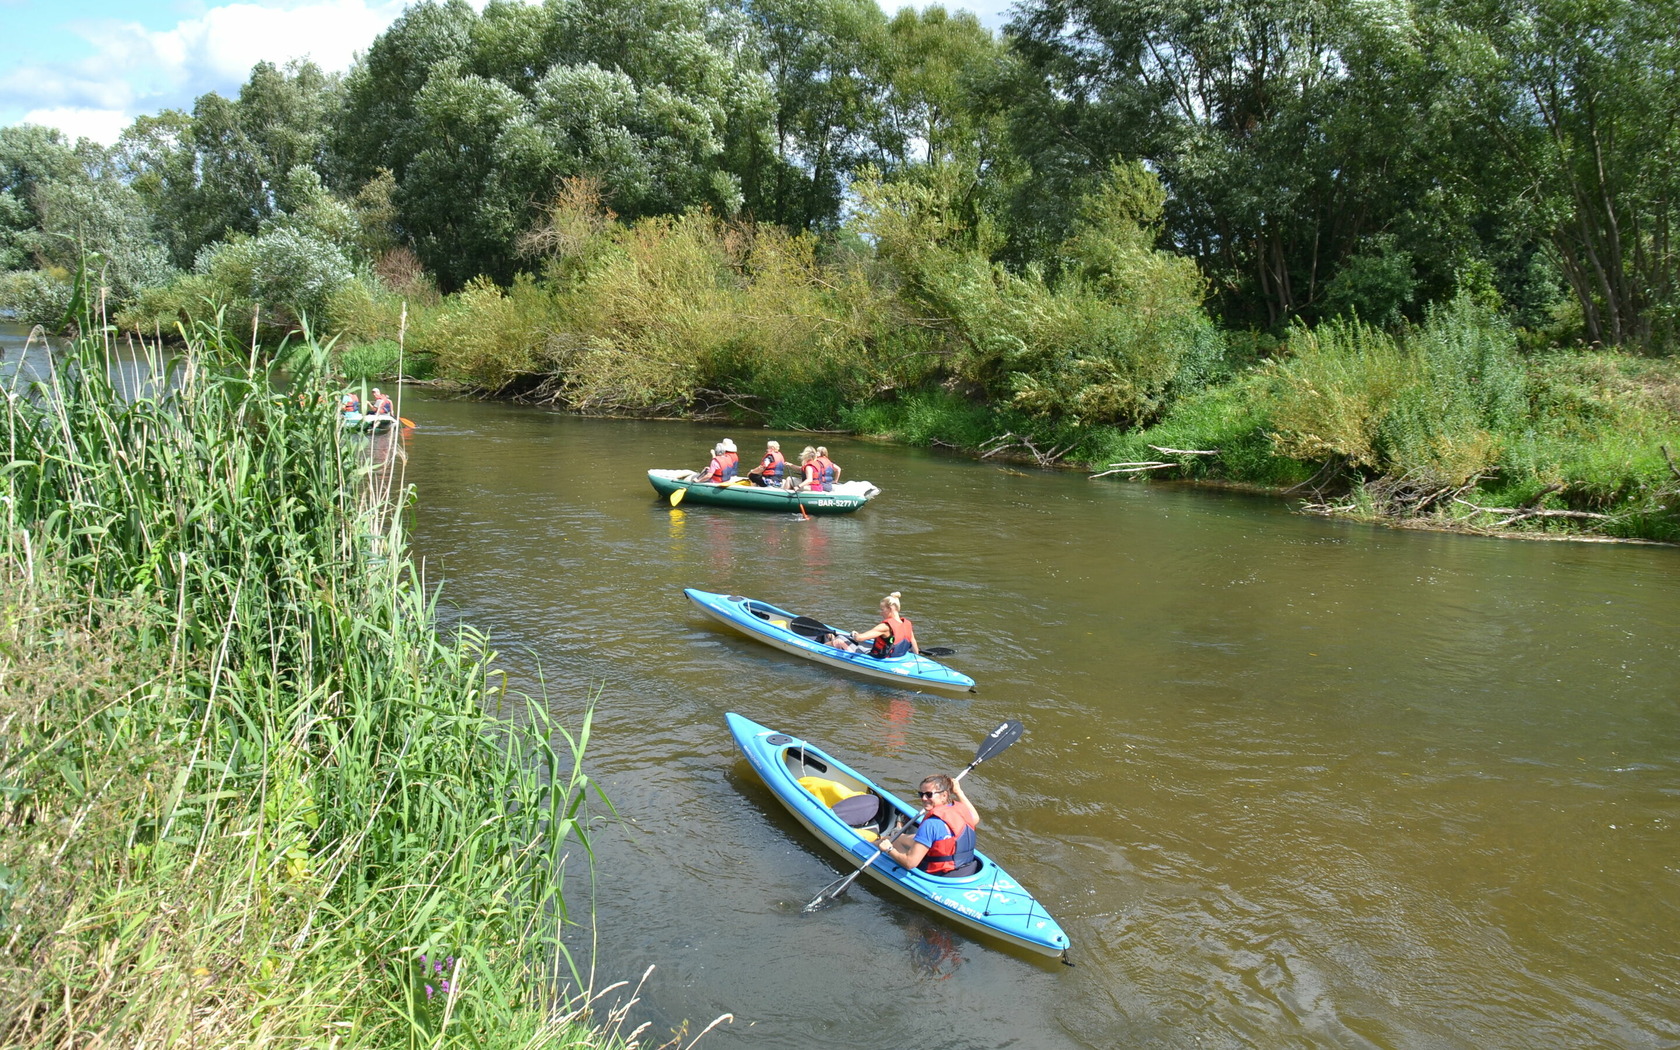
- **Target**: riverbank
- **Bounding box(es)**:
[0,325,652,1047]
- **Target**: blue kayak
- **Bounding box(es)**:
[726,712,1070,959]
[685,588,976,694]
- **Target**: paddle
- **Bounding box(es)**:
[669,487,685,506]
[802,719,1025,912]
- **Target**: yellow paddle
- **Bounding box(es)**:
[669,487,686,507]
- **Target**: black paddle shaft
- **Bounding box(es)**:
[803,719,1025,911]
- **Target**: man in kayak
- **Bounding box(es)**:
[370,388,394,416]
[847,591,919,657]
[340,391,361,416]
[747,440,785,486]
[874,773,980,877]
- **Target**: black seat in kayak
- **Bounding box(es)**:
[833,792,889,830]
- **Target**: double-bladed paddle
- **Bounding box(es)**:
[802,719,1025,912]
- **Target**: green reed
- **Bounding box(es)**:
[0,317,629,1047]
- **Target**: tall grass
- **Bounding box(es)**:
[0,319,651,1046]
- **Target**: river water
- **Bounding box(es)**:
[376,389,1679,1050]
[10,310,1668,1050]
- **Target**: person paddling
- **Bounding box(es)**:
[874,772,980,877]
[696,443,730,482]
[370,388,394,417]
[848,590,919,657]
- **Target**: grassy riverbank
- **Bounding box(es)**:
[0,323,644,1046]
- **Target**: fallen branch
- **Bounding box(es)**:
[1090,462,1176,478]
[1148,445,1218,456]
[980,432,1073,467]
[1452,497,1613,528]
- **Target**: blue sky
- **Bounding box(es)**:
[1,0,1018,145]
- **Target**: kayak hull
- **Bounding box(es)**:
[341,411,399,431]
[686,588,975,693]
[649,469,878,514]
[726,712,1070,959]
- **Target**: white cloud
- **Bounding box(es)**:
[2,0,412,144]
[16,108,134,147]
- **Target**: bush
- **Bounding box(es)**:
[0,268,73,328]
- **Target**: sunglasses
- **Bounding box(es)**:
[918,790,941,798]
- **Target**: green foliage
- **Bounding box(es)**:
[851,161,1221,427]
[0,321,613,1046]
[0,268,74,328]
[412,274,560,392]
[1322,234,1417,327]
[1268,298,1526,483]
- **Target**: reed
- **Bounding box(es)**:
[0,316,644,1046]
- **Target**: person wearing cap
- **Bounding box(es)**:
[718,438,740,480]
[748,440,785,486]
[370,388,394,417]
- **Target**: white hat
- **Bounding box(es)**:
[721,438,736,452]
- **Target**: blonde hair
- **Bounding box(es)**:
[882,591,902,612]
[800,446,817,461]
[767,440,780,450]
[816,446,829,457]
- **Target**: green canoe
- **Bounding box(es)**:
[648,469,880,514]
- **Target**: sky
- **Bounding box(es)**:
[1,0,1017,146]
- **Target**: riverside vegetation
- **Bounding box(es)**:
[3,0,1678,540]
[0,319,722,1047]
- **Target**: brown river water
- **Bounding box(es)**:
[383,389,1678,1050]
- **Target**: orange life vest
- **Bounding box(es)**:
[868,616,914,658]
[919,801,976,875]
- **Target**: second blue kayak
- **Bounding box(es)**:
[685,588,976,693]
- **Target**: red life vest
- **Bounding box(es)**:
[802,461,822,488]
[867,616,914,658]
[372,394,394,415]
[721,451,740,479]
[919,801,977,875]
[813,455,836,490]
[341,393,360,414]
[759,451,785,480]
[699,455,726,482]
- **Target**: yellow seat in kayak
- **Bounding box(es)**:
[769,619,789,629]
[798,775,861,808]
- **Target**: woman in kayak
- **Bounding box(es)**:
[874,773,980,877]
[747,439,785,486]
[696,440,739,482]
[847,591,919,657]
[789,446,823,491]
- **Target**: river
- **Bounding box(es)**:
[382,388,1678,1050]
[6,315,1670,1048]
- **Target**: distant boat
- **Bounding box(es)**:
[340,411,401,432]
[648,469,879,514]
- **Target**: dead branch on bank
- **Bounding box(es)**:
[1089,445,1219,479]
[980,432,1075,467]
[1284,454,1352,498]
[1302,470,1484,518]
[1090,461,1176,478]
